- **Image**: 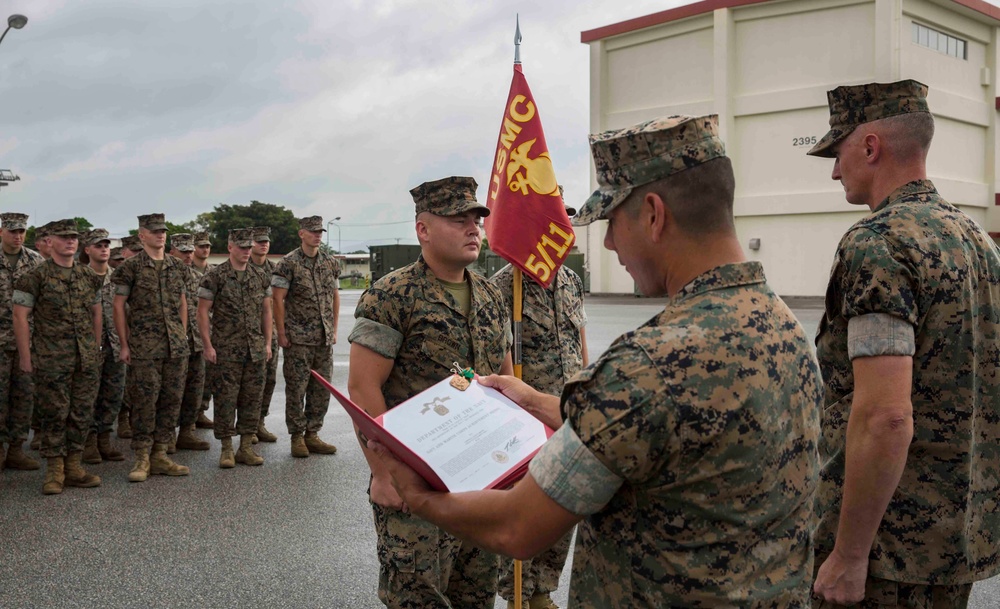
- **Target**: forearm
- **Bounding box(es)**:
[113,300,129,349]
[834,397,913,559]
[13,311,30,357]
[351,384,393,478]
[92,305,102,346]
[272,289,287,338]
[197,305,213,353]
[333,289,340,330]
[525,392,563,430]
[179,293,188,334]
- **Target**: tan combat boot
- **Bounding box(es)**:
[219,437,235,469]
[255,421,277,443]
[176,425,210,451]
[64,451,101,488]
[82,432,102,464]
[128,448,150,483]
[42,457,65,495]
[235,434,264,466]
[97,432,124,461]
[304,431,337,455]
[117,411,132,439]
[528,593,560,609]
[5,443,40,470]
[196,411,214,429]
[290,434,309,458]
[150,443,189,476]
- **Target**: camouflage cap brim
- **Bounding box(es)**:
[232,240,252,248]
[572,185,632,227]
[435,200,491,218]
[807,125,854,158]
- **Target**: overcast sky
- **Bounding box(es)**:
[0,0,685,250]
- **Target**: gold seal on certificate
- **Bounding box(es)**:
[492,450,509,464]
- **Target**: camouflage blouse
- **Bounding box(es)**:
[13,260,103,367]
[491,264,586,396]
[530,262,823,608]
[349,256,511,410]
[816,179,1000,584]
[271,248,340,346]
[111,250,190,360]
[0,247,44,352]
[198,260,272,362]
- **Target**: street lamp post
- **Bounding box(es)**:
[326,217,341,253]
[0,14,28,48]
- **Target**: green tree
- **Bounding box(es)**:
[199,201,300,254]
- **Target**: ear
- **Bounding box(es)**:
[863,133,882,164]
[645,192,671,244]
[415,218,430,243]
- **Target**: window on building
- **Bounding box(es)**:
[912,22,967,59]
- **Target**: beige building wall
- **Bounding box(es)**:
[583,0,1000,296]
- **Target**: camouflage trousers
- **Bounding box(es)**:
[812,560,972,608]
[497,529,572,602]
[178,351,205,428]
[0,349,34,445]
[35,353,101,458]
[259,338,279,419]
[127,356,188,451]
[91,348,126,435]
[212,355,266,439]
[372,501,499,609]
[282,344,331,435]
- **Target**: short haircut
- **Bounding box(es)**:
[620,156,736,236]
[875,112,935,161]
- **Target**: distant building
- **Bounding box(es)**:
[580,0,1000,296]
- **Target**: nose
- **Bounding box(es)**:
[831,158,841,181]
[603,224,616,252]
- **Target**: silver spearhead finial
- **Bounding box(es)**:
[514,14,522,65]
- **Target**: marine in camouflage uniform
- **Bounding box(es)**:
[491,258,587,609]
[191,231,216,429]
[349,176,512,609]
[112,213,191,482]
[13,219,104,495]
[115,233,145,440]
[166,233,210,453]
[80,229,127,465]
[368,119,824,608]
[807,81,1000,608]
[250,226,279,443]
[272,215,340,457]
[198,228,273,468]
[0,213,44,471]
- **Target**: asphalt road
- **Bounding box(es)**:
[0,290,995,608]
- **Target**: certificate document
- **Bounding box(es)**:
[313,371,553,492]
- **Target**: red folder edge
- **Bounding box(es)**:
[311,370,554,492]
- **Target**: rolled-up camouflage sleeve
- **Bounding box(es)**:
[111,260,133,297]
[271,258,292,290]
[12,269,39,308]
[198,270,218,301]
[529,424,623,515]
[847,312,916,359]
[838,228,919,326]
[348,288,406,360]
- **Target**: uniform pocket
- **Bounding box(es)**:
[389,549,415,574]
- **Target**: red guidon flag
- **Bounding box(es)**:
[485,64,574,288]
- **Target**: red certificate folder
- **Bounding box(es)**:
[311,370,554,492]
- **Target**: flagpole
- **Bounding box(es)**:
[511,17,524,609]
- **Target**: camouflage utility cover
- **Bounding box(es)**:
[349,256,510,409]
[531,262,823,608]
[198,260,272,362]
[122,234,143,252]
[574,114,726,226]
[491,264,586,395]
[111,251,190,360]
[137,213,167,231]
[0,213,28,231]
[298,216,326,232]
[808,79,929,158]
[83,228,110,247]
[13,260,103,366]
[815,179,1000,584]
[0,246,44,351]
[410,176,489,217]
[271,248,340,346]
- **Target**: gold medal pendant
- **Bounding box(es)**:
[449,361,474,391]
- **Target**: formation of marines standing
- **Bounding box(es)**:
[0,213,342,494]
